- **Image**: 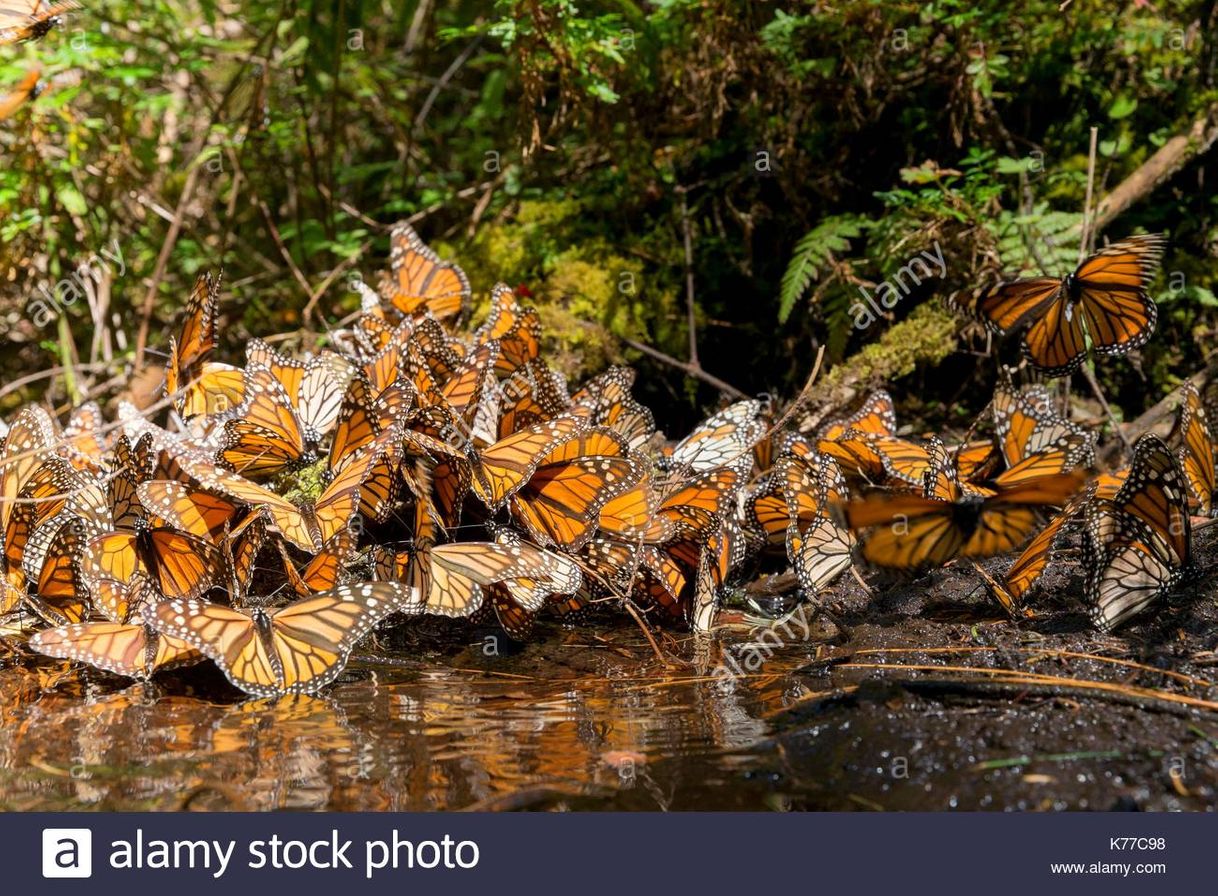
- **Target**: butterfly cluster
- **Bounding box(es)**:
[0,224,776,696]
[0,224,1204,698]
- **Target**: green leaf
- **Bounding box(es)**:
[279,36,310,67]
[56,186,88,217]
[1108,95,1137,119]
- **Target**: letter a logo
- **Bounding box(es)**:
[42,829,92,878]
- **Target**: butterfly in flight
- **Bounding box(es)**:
[842,439,1087,568]
[954,234,1165,375]
[0,67,41,120]
[0,0,80,45]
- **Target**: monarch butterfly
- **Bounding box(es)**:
[0,0,80,45]
[570,366,654,451]
[634,543,690,620]
[30,618,203,679]
[245,338,353,441]
[574,534,640,595]
[952,439,1003,486]
[23,515,91,625]
[509,429,640,550]
[476,529,581,638]
[691,514,751,630]
[278,528,357,597]
[0,67,40,120]
[745,471,789,548]
[146,582,422,697]
[972,480,1098,619]
[4,462,68,599]
[216,363,318,478]
[83,524,217,606]
[782,454,852,596]
[136,479,241,543]
[80,502,220,607]
[326,373,381,470]
[629,466,744,624]
[954,234,1165,375]
[467,416,589,509]
[818,390,897,443]
[223,517,267,600]
[57,402,107,473]
[1083,435,1191,631]
[481,586,540,639]
[0,409,60,613]
[400,533,583,619]
[816,391,903,481]
[991,381,1095,469]
[10,458,110,617]
[645,466,742,546]
[168,353,245,420]
[595,464,656,540]
[747,451,844,547]
[165,272,246,419]
[987,504,1070,616]
[378,222,470,322]
[359,319,415,394]
[167,430,398,552]
[843,440,1087,568]
[497,359,572,438]
[0,405,56,540]
[667,399,767,476]
[405,316,462,384]
[176,271,221,375]
[872,436,936,490]
[475,283,542,378]
[31,568,202,677]
[1172,381,1215,516]
[786,514,853,598]
[422,341,498,439]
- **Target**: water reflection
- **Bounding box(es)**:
[0,622,826,811]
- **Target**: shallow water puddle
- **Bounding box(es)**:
[0,620,828,811]
[5,607,1216,811]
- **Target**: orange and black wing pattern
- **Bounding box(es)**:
[378,222,470,321]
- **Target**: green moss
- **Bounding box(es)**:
[278,457,329,505]
[821,302,958,391]
[445,199,682,379]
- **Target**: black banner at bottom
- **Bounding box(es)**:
[11,812,1209,893]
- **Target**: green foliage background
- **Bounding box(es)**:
[2,0,1217,430]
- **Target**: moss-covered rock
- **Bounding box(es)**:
[444,199,682,379]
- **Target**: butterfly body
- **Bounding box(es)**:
[0,1,79,45]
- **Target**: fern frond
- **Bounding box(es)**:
[778,216,865,323]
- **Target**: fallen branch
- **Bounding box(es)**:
[1084,101,1218,238]
[891,676,1217,719]
[619,336,748,399]
[1108,361,1218,463]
